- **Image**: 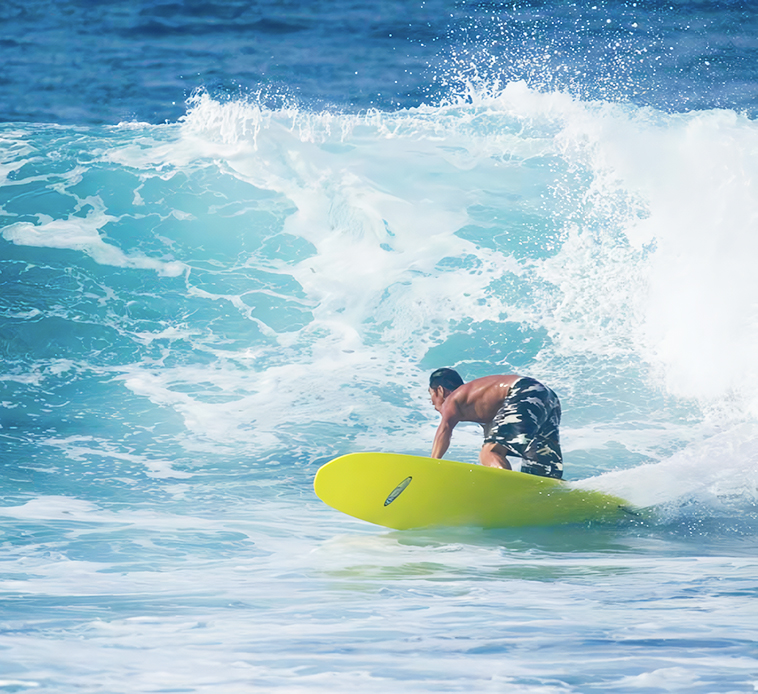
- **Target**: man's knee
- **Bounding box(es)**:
[480,442,511,470]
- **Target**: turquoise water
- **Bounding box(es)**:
[3,2,758,691]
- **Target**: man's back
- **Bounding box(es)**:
[444,374,521,426]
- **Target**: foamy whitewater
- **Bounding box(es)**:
[2,2,758,692]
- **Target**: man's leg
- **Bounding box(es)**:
[479,442,512,469]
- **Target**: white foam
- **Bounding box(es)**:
[540,100,758,414]
[40,435,193,479]
[572,421,758,511]
[2,207,185,276]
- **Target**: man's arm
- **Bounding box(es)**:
[431,398,461,459]
[431,418,454,459]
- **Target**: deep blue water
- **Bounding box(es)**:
[2,2,758,692]
[2,0,758,124]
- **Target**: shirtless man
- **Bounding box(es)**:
[428,367,564,479]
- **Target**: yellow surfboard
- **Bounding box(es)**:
[314,452,634,530]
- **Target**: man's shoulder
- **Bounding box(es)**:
[467,374,519,387]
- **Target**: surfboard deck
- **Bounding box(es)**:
[314,452,634,530]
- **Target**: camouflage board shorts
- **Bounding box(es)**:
[483,377,563,479]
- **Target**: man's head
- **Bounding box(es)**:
[429,368,464,392]
[428,368,464,412]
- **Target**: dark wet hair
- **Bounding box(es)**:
[429,368,464,392]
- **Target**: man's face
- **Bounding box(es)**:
[429,386,447,413]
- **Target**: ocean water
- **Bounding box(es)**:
[2,1,758,692]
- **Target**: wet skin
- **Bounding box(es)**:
[429,374,521,469]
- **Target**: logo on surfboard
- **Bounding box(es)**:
[384,476,412,506]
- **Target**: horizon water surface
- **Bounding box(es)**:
[2,1,758,692]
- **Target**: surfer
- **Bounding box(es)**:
[428,368,563,479]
